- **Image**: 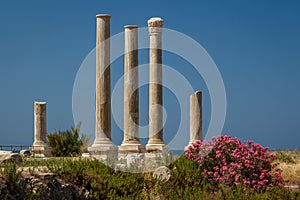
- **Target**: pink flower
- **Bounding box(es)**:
[185,135,284,191]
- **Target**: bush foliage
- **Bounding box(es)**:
[1,134,300,199]
[185,135,284,191]
[47,123,89,157]
[275,151,297,164]
[1,156,300,199]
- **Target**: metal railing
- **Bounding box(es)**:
[0,145,35,152]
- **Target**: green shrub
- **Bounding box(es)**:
[2,163,21,192]
[45,158,144,199]
[275,151,296,164]
[47,124,84,157]
[1,157,300,199]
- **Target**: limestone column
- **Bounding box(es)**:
[146,18,166,151]
[90,14,114,151]
[33,102,47,146]
[189,91,202,144]
[119,25,145,153]
[31,101,51,157]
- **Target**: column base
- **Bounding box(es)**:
[30,145,52,157]
[33,140,48,146]
[146,143,168,152]
[184,145,189,152]
[90,138,114,146]
[146,138,167,152]
[184,140,202,151]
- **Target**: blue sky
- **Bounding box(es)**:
[0,0,299,149]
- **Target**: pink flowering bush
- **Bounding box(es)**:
[185,135,284,191]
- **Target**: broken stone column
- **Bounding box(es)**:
[89,14,116,158]
[189,91,202,144]
[119,25,145,154]
[31,102,51,157]
[146,17,166,152]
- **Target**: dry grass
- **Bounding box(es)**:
[276,150,300,185]
[279,161,300,185]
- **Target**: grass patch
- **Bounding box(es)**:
[0,154,300,199]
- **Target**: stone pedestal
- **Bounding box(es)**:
[30,146,52,157]
[89,14,117,157]
[88,147,118,161]
[144,150,172,171]
[185,91,202,150]
[119,25,145,155]
[31,101,52,157]
[146,17,166,152]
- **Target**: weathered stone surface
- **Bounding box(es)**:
[0,150,12,154]
[185,91,202,151]
[143,151,172,171]
[31,101,52,157]
[0,153,11,162]
[126,153,144,167]
[31,146,52,157]
[0,172,90,199]
[148,17,163,27]
[120,25,145,153]
[190,91,202,143]
[89,14,115,154]
[20,149,31,157]
[89,145,118,161]
[146,17,166,152]
[119,143,145,153]
[0,153,22,164]
[115,163,126,169]
[153,166,171,181]
[81,153,91,158]
[33,102,47,146]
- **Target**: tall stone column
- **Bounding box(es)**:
[119,25,145,153]
[189,91,202,144]
[31,101,51,157]
[89,14,116,156]
[146,18,166,152]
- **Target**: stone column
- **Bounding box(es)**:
[33,102,47,146]
[31,101,51,157]
[89,14,116,155]
[146,18,166,152]
[189,91,202,144]
[119,25,145,153]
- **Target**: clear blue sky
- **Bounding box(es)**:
[0,0,299,149]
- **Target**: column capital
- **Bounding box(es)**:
[148,17,164,34]
[34,101,46,105]
[148,17,164,27]
[124,25,138,29]
[96,14,111,19]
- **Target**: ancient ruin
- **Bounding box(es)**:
[31,101,51,157]
[86,15,202,157]
[30,14,203,159]
[189,91,203,144]
[146,17,167,152]
[88,14,117,157]
[119,25,145,154]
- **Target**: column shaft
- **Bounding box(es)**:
[93,14,112,146]
[31,101,51,157]
[189,91,202,144]
[119,25,145,155]
[146,18,165,151]
[123,25,139,142]
[33,102,47,146]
